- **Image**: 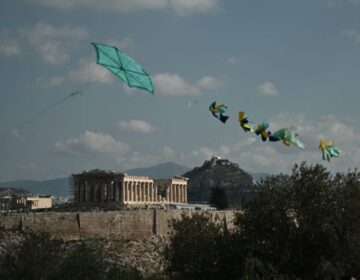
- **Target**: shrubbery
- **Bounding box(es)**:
[164,162,360,279]
[0,232,144,280]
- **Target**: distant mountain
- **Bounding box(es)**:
[183,156,255,206]
[0,178,70,197]
[126,162,190,179]
[0,187,31,198]
[0,162,191,198]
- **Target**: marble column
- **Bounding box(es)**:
[177,185,180,203]
[148,183,151,202]
[175,185,178,203]
[138,183,141,202]
[142,182,145,201]
[79,183,84,203]
[173,185,176,202]
[85,182,90,202]
[128,182,131,202]
[124,182,127,202]
[100,183,104,202]
[132,181,135,201]
[179,185,183,203]
[106,183,110,201]
[180,185,183,203]
[145,183,149,202]
[126,182,132,201]
[134,182,137,202]
[109,182,113,201]
[143,182,149,201]
[129,182,133,201]
[169,185,173,202]
[93,183,97,202]
[114,182,118,201]
[150,183,154,202]
[140,182,143,202]
[181,185,185,203]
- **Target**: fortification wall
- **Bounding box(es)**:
[79,210,154,240]
[22,213,79,240]
[0,209,237,241]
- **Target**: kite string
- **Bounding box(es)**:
[1,68,114,141]
[15,93,75,131]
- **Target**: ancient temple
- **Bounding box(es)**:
[71,169,188,207]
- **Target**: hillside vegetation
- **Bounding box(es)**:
[165,162,360,279]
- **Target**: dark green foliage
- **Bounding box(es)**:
[237,162,360,279]
[209,186,229,209]
[164,212,243,279]
[0,231,64,280]
[0,232,143,280]
[165,162,360,279]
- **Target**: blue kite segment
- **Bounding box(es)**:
[319,139,341,161]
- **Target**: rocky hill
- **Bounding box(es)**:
[183,156,255,206]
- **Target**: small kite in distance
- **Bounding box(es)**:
[238,111,256,132]
[319,139,341,161]
[254,122,271,141]
[209,102,229,123]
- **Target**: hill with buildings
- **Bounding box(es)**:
[183,156,256,206]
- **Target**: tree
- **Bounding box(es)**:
[209,186,229,210]
[235,162,360,279]
[0,231,64,280]
[165,162,360,279]
[164,212,243,279]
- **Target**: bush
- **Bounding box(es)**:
[165,163,360,279]
[164,212,243,279]
[0,232,144,280]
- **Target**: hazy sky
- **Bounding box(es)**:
[1,0,360,181]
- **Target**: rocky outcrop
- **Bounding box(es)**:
[183,156,255,206]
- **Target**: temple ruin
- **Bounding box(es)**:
[71,169,188,207]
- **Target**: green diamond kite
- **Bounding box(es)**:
[92,42,154,94]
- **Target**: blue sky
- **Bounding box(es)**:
[1,0,360,181]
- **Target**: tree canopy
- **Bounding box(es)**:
[164,162,360,279]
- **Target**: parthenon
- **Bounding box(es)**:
[72,169,188,207]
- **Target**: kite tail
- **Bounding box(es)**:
[220,114,229,123]
[268,134,280,142]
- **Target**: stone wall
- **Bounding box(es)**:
[0,209,237,241]
[22,213,79,240]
